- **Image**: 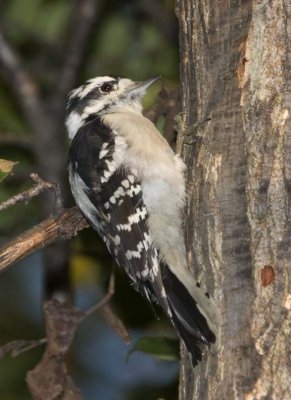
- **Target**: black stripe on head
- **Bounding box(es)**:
[108,75,123,81]
[66,76,121,119]
[66,95,81,117]
[66,90,103,118]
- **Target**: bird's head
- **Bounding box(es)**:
[65,75,160,139]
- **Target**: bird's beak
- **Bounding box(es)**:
[125,76,161,98]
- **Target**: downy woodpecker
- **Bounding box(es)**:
[66,75,220,365]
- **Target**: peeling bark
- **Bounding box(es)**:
[177,1,290,399]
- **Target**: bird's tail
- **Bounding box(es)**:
[161,263,220,366]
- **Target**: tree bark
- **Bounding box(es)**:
[177,1,291,399]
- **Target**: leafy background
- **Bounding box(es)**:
[0,0,180,399]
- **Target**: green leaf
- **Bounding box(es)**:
[0,159,18,182]
[126,336,180,362]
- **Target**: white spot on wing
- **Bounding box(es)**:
[110,196,116,204]
[151,257,159,277]
[113,186,125,198]
[116,206,147,231]
[105,159,116,172]
[128,184,141,197]
[113,235,121,245]
[141,267,149,278]
[125,241,145,260]
[99,142,110,159]
[100,149,109,159]
[121,179,129,188]
[99,133,127,183]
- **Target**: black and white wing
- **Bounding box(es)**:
[68,118,163,302]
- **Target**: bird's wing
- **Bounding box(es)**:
[68,118,165,303]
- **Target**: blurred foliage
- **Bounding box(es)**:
[0,349,44,400]
[91,12,178,79]
[0,0,179,399]
[127,337,180,362]
[0,159,17,182]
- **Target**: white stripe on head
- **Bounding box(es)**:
[79,76,117,99]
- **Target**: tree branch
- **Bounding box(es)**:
[0,271,130,362]
[0,29,47,133]
[83,268,115,318]
[0,338,47,359]
[25,271,130,399]
[82,269,131,344]
[50,0,101,117]
[0,207,88,273]
[0,133,33,150]
[0,173,55,212]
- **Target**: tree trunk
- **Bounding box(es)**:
[177,1,291,399]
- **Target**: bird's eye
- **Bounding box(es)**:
[100,82,114,93]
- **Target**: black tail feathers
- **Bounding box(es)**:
[161,264,216,366]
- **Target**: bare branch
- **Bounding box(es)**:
[50,0,101,116]
[0,29,46,133]
[83,268,115,317]
[0,273,130,363]
[0,338,47,359]
[98,304,131,345]
[0,133,33,150]
[0,173,55,212]
[82,269,131,344]
[0,207,88,273]
[26,287,130,398]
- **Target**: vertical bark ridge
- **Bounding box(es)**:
[240,1,291,398]
[178,0,290,399]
